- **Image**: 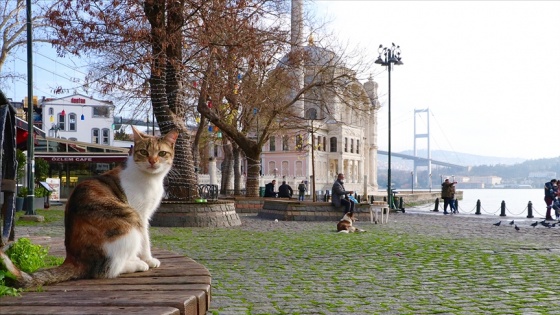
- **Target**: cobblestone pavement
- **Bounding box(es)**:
[15,209,560,314]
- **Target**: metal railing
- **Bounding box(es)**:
[163,183,219,201]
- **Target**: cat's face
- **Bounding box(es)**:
[131,127,179,175]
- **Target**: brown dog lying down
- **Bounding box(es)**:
[337,212,366,233]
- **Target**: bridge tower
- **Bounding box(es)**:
[413,108,431,188]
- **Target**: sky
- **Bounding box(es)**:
[3,1,559,161]
[312,1,560,161]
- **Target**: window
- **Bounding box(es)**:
[296,134,303,151]
[295,161,303,176]
[92,128,100,144]
[357,140,360,154]
[317,136,321,151]
[282,135,289,151]
[330,137,337,152]
[214,145,218,157]
[344,137,348,152]
[350,139,354,153]
[48,107,54,115]
[69,113,77,131]
[282,161,289,176]
[269,161,276,175]
[93,106,110,117]
[269,136,276,151]
[102,128,110,144]
[323,137,326,152]
[58,113,66,130]
[306,108,317,120]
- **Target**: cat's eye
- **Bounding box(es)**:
[158,151,169,157]
[137,149,149,156]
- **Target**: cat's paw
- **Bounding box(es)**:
[145,257,161,268]
[121,260,149,274]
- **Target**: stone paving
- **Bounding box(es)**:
[14,208,560,315]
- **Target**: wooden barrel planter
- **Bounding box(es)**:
[153,183,241,228]
[152,200,241,228]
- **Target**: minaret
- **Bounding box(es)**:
[291,0,303,48]
[291,0,305,117]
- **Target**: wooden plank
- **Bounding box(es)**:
[48,276,211,287]
[5,237,211,315]
[0,291,197,315]
[42,285,209,314]
[0,306,180,315]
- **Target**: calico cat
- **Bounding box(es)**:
[0,126,178,288]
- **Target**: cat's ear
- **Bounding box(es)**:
[131,126,146,141]
[162,129,179,145]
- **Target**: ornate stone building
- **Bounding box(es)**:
[258,0,382,196]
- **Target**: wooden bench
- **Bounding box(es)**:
[259,199,391,223]
[0,237,211,315]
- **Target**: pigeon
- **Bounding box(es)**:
[540,221,551,228]
[493,221,501,226]
[514,225,520,231]
[531,221,539,228]
[551,223,557,228]
[509,220,515,225]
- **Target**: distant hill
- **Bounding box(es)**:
[378,150,527,170]
[400,150,526,166]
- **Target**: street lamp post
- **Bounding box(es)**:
[411,171,414,194]
[309,119,317,202]
[375,43,403,210]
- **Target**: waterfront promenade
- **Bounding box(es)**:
[14,207,560,314]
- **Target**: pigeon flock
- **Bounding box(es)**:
[493,219,559,231]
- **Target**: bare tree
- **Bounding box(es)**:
[0,0,53,88]
[192,1,372,196]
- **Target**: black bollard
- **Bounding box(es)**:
[527,201,534,218]
[370,195,374,204]
[475,199,481,215]
[433,198,440,212]
[398,197,405,212]
[500,200,506,217]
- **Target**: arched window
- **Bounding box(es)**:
[58,113,66,130]
[330,137,337,152]
[48,107,54,115]
[305,108,318,120]
[269,136,276,151]
[282,161,289,176]
[282,135,289,151]
[92,128,100,144]
[68,113,77,131]
[296,134,303,151]
[268,161,276,175]
[102,128,110,145]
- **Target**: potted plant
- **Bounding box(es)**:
[16,187,27,211]
[15,150,26,211]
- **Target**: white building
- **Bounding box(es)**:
[40,94,115,145]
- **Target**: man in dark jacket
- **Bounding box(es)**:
[441,178,457,215]
[544,179,557,220]
[264,180,277,197]
[278,181,293,198]
[332,173,354,213]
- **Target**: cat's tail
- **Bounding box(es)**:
[0,251,81,289]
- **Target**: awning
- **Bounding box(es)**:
[35,154,128,163]
[16,117,44,150]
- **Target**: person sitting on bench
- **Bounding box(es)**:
[332,173,354,213]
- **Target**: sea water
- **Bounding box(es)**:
[412,189,550,219]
